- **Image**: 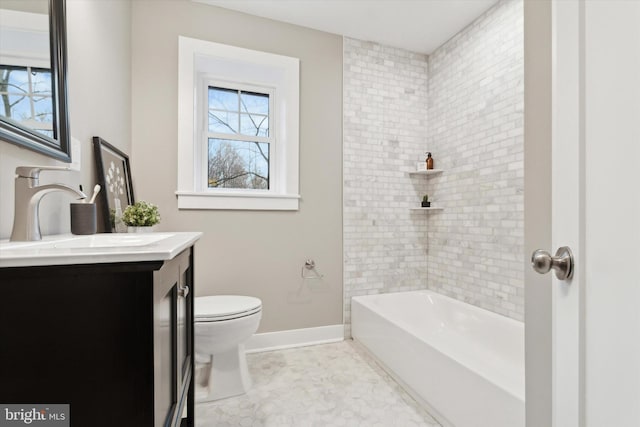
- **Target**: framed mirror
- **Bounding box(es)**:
[0,0,71,162]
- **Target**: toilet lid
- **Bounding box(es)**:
[195,295,262,321]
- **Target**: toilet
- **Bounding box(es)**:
[194,295,262,402]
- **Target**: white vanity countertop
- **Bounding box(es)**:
[0,232,203,268]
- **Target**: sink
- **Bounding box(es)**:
[0,233,175,251]
[52,233,173,249]
[0,231,202,268]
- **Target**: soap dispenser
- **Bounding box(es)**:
[426,152,434,170]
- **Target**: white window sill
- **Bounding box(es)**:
[176,191,300,211]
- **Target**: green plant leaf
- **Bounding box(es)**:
[122,200,161,226]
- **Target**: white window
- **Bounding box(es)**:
[177,36,300,210]
[202,82,273,190]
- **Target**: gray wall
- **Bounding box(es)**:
[0,0,131,239]
[130,0,343,333]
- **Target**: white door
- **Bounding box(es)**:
[526,1,640,426]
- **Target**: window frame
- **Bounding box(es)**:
[197,78,275,193]
[177,36,300,211]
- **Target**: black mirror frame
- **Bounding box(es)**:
[0,0,71,162]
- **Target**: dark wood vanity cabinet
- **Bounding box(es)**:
[154,249,194,427]
[0,247,195,427]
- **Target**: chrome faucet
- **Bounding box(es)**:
[10,166,87,241]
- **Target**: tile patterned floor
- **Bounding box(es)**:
[195,340,441,427]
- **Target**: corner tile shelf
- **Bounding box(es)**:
[408,169,443,176]
[409,207,444,212]
[409,169,444,212]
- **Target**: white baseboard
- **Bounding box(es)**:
[245,324,344,353]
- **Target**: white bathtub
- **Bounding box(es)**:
[351,290,524,427]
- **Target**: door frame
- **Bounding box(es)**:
[525,1,587,425]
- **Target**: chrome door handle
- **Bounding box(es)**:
[531,246,574,281]
[178,285,190,298]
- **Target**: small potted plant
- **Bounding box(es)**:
[122,200,161,233]
[421,195,431,208]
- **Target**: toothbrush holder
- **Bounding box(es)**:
[70,203,97,235]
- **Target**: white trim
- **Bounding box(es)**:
[245,324,344,353]
[177,36,300,211]
[176,191,300,210]
[552,2,584,426]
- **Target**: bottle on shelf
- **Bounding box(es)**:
[426,152,434,170]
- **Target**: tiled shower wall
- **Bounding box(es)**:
[343,0,524,331]
[426,0,524,320]
[343,38,429,337]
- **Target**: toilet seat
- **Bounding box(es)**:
[195,295,262,322]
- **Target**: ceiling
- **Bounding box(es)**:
[194,0,499,54]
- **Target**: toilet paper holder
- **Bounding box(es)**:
[301,259,324,279]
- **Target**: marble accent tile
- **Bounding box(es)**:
[426,0,524,321]
[196,341,440,427]
[343,0,524,326]
[343,38,430,338]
